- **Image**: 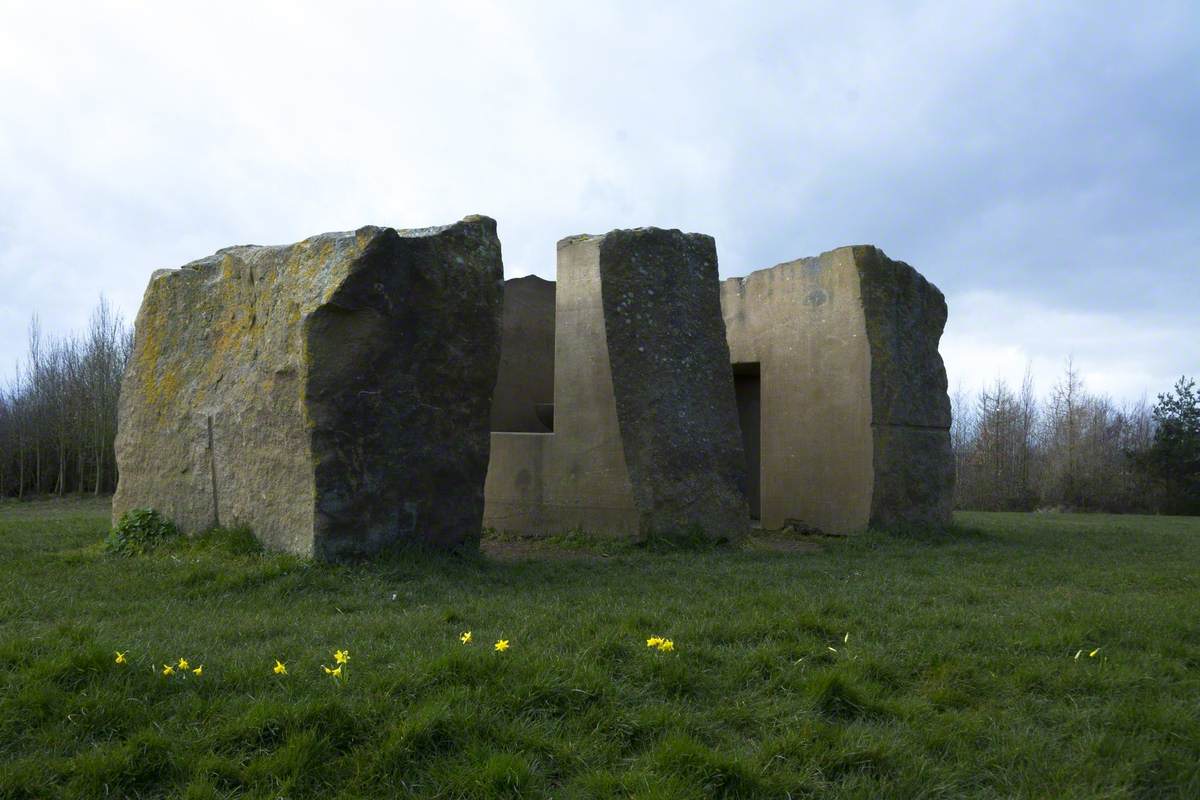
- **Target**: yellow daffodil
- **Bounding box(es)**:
[323,665,343,678]
[334,649,350,665]
[1089,647,1101,658]
[460,631,473,645]
[657,639,675,653]
[494,639,510,652]
[114,651,127,665]
[273,659,287,675]
[177,658,189,670]
[646,636,664,648]
[192,665,203,677]
[162,664,175,676]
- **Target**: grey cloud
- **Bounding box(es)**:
[0,1,1195,400]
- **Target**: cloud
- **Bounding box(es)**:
[941,290,1195,401]
[0,1,1196,400]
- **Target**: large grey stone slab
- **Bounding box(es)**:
[113,216,504,559]
[856,246,954,529]
[598,229,750,538]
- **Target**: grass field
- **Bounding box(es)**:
[1,499,1197,799]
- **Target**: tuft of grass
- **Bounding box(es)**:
[0,501,1198,798]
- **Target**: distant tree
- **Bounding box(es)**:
[1139,376,1200,514]
[949,380,974,500]
[953,359,1158,514]
[1043,357,1085,507]
[0,298,130,498]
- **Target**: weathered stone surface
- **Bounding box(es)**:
[490,276,555,433]
[855,246,954,529]
[113,216,504,559]
[484,228,748,542]
[598,229,749,538]
[721,245,953,532]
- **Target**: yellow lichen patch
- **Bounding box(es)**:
[132,291,186,417]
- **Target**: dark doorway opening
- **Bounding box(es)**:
[732,363,761,520]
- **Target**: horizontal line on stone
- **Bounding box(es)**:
[870,422,950,432]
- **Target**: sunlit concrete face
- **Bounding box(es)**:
[484,229,749,541]
[721,245,954,533]
[722,248,875,532]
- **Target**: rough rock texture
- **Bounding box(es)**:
[489,276,555,432]
[484,228,748,542]
[598,229,749,539]
[854,246,955,529]
[113,216,504,560]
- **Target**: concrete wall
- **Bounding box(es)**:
[490,276,555,433]
[484,236,641,535]
[720,245,953,533]
[484,229,748,541]
[721,248,875,532]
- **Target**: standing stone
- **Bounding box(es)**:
[113,216,504,560]
[856,247,954,529]
[721,245,953,533]
[484,228,749,542]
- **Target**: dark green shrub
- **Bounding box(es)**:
[104,508,180,556]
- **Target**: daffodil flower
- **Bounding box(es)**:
[1089,647,1101,658]
[177,658,189,670]
[114,651,127,665]
[323,665,343,678]
[162,664,175,676]
[460,631,472,645]
[273,659,287,675]
[657,639,675,653]
[646,636,664,648]
[494,639,510,652]
[192,665,203,677]
[334,649,350,665]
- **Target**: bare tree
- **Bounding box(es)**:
[0,298,130,499]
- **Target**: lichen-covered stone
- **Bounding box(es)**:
[113,216,504,560]
[598,229,749,539]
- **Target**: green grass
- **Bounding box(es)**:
[1,499,1198,798]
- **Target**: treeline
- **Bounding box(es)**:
[0,298,131,498]
[952,360,1199,514]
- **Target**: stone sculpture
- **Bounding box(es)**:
[484,228,750,541]
[721,245,954,532]
[113,216,504,559]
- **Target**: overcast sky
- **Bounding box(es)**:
[1,1,1196,402]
